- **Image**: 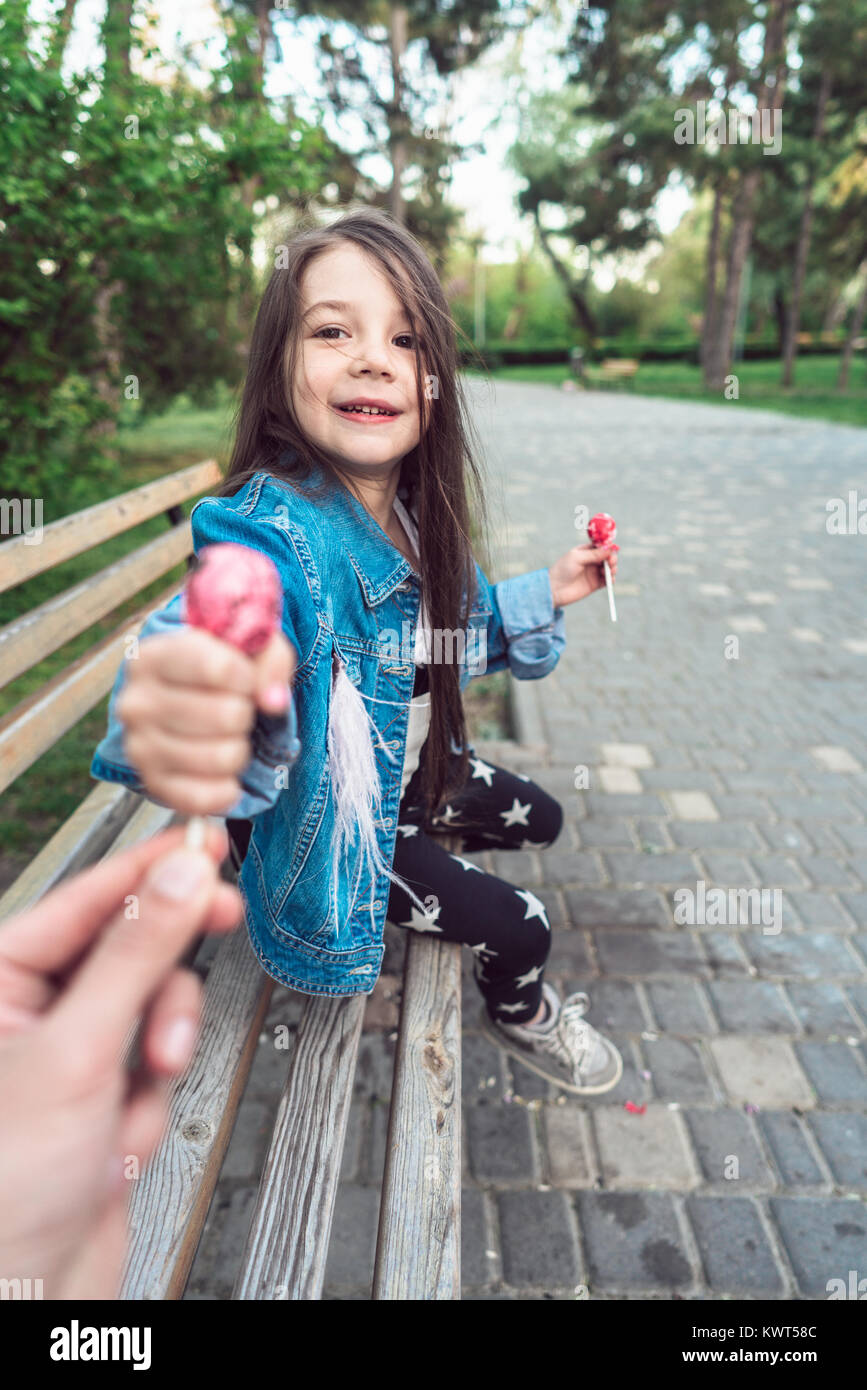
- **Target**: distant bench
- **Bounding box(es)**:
[0,463,462,1300]
[598,358,640,386]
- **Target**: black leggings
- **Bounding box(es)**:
[226,747,564,1024]
[388,743,563,1023]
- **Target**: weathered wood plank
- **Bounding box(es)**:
[0,580,180,793]
[232,993,366,1300]
[121,927,271,1300]
[372,934,462,1300]
[101,795,179,854]
[0,523,193,686]
[0,459,220,592]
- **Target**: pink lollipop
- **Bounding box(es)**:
[587,512,618,622]
[184,542,282,655]
[182,543,283,846]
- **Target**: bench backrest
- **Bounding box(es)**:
[600,358,639,373]
[0,463,277,1297]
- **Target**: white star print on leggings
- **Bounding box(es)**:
[387,745,564,1023]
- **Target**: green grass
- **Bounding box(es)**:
[464,354,867,429]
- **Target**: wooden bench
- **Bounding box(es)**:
[598,358,640,386]
[0,465,462,1300]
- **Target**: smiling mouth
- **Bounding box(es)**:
[332,404,401,423]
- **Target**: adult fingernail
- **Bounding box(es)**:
[262,683,288,711]
[147,849,212,902]
[162,1016,197,1069]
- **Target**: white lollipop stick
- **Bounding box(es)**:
[603,560,617,623]
[185,815,208,850]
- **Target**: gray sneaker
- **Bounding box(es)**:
[479,982,623,1096]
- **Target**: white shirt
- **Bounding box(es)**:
[392,494,431,798]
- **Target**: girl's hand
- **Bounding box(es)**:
[548,544,619,608]
[116,628,297,816]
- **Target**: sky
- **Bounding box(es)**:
[35,0,691,278]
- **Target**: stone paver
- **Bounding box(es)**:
[184,384,867,1300]
[593,1107,699,1188]
[709,1037,816,1108]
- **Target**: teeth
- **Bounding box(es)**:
[340,405,394,415]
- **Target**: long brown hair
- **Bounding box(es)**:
[214,205,494,822]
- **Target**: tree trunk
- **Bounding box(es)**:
[254,0,272,95]
[503,253,529,340]
[837,268,867,391]
[533,208,598,338]
[388,4,409,224]
[700,177,724,381]
[706,0,792,389]
[822,282,850,334]
[781,66,832,386]
[45,0,78,71]
[232,5,271,341]
[91,258,124,443]
[773,286,787,351]
[707,169,761,386]
[89,1,133,446]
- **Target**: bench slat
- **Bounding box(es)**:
[0,459,220,592]
[121,928,272,1300]
[372,935,462,1299]
[233,993,366,1300]
[0,580,180,794]
[0,523,193,687]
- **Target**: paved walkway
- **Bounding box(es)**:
[186,381,867,1300]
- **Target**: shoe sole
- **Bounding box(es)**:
[479,1011,624,1096]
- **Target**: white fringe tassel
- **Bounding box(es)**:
[327,654,429,929]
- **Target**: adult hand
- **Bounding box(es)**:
[0,822,242,1300]
[548,543,619,608]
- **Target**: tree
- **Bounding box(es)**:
[0,0,333,499]
[510,3,715,344]
[702,0,793,388]
[286,0,514,264]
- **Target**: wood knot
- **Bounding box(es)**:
[181,1119,212,1144]
[423,1040,446,1074]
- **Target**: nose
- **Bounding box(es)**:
[351,334,396,377]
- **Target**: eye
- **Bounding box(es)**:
[394,334,415,349]
[313,326,347,339]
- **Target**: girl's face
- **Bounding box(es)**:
[291,242,424,477]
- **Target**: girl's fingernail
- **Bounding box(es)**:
[162,1016,197,1069]
[263,684,288,711]
[147,849,212,901]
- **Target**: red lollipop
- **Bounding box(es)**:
[588,512,617,548]
[587,512,618,623]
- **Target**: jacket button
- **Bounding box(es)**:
[373,900,383,910]
[382,817,392,828]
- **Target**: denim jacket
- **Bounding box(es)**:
[90,454,566,996]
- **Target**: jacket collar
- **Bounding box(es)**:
[273,450,416,607]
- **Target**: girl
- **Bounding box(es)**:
[91,206,622,1096]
